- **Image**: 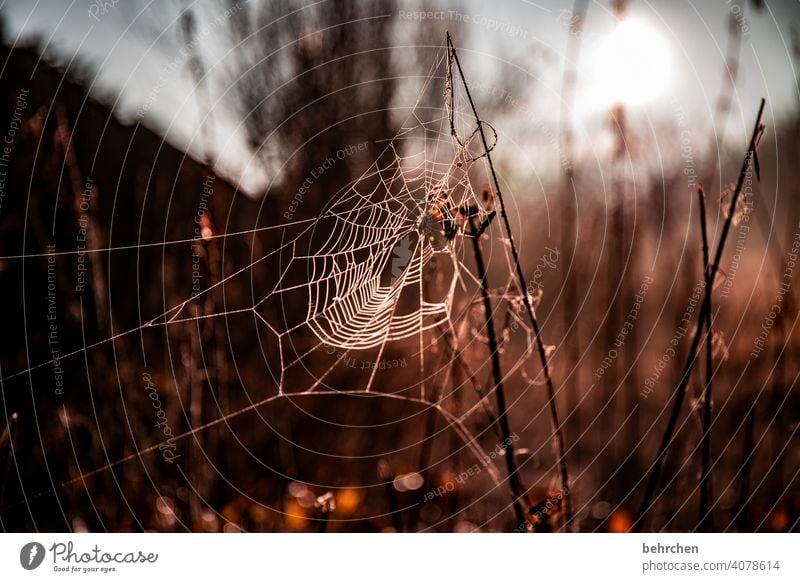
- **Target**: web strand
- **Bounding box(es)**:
[1,41,540,515]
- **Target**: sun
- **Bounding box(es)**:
[586,19,672,108]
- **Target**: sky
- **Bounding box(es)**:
[1,0,798,196]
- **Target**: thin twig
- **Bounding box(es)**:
[468,215,527,528]
[315,492,335,533]
[446,32,573,528]
[697,185,714,531]
[559,0,589,464]
[635,98,766,531]
[737,406,756,531]
[701,10,744,195]
[378,460,404,532]
[417,323,456,474]
[411,322,456,531]
[0,413,18,508]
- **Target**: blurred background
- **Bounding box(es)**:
[0,0,798,532]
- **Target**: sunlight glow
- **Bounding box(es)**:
[587,19,672,108]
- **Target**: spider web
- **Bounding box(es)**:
[1,43,545,506]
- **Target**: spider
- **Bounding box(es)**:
[425,185,496,242]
